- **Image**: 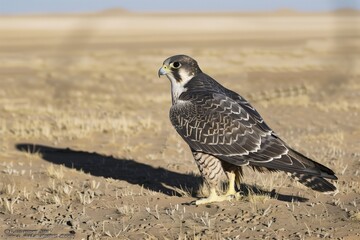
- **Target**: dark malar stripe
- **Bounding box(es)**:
[172,70,182,82]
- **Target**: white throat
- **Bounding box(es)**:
[167,69,194,104]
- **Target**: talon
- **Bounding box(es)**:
[233,192,242,200]
[183,201,196,206]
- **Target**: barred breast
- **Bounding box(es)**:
[192,152,227,190]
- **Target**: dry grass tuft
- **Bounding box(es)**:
[350,211,360,222]
[248,191,271,205]
[46,164,65,179]
[0,196,19,214]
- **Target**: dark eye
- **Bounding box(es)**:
[171,61,181,69]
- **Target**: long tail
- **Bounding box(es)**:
[252,147,338,192]
[290,172,336,192]
[286,148,338,192]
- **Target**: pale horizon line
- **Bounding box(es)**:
[1,7,360,17]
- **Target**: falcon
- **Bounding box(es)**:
[158,55,337,205]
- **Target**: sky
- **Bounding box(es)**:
[0,0,359,14]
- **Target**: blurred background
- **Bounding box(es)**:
[1,0,360,169]
[1,0,360,162]
[1,0,360,13]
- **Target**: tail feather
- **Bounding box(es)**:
[290,172,337,192]
[289,148,337,180]
[252,147,338,192]
[287,148,338,192]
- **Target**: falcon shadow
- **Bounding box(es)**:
[237,184,308,203]
[15,143,308,202]
[15,143,202,197]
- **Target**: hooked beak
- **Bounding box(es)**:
[158,65,169,77]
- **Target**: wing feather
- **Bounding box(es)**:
[170,91,282,165]
[170,86,337,182]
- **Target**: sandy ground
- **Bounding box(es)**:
[0,11,360,239]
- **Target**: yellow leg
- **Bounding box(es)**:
[224,171,241,200]
[195,188,234,205]
[225,171,237,196]
[195,172,242,205]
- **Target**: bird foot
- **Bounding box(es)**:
[225,188,237,197]
[225,191,242,200]
[195,192,242,205]
[195,194,234,205]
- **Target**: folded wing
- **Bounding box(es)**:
[170,91,337,190]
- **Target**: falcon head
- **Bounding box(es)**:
[159,55,203,104]
[158,55,202,83]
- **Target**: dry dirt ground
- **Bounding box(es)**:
[0,11,360,240]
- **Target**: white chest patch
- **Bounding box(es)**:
[171,81,187,104]
[167,69,194,104]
